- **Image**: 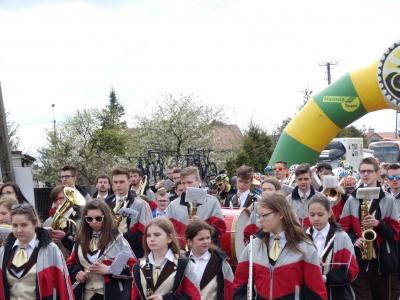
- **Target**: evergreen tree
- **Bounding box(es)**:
[226,122,273,175]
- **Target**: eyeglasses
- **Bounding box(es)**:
[85,216,104,223]
[256,211,274,219]
[359,170,375,174]
[274,167,284,172]
[1,191,15,196]
[387,175,400,181]
[59,175,74,179]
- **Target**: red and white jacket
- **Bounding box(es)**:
[0,228,74,300]
[233,233,327,300]
[165,193,226,248]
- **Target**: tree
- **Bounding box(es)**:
[226,122,273,175]
[337,125,367,146]
[133,94,223,156]
[6,112,20,151]
[36,89,129,185]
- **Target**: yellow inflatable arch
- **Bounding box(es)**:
[269,41,400,166]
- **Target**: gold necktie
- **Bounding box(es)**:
[89,234,99,252]
[153,266,161,285]
[270,235,281,261]
[13,247,28,267]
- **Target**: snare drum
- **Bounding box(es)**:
[220,208,250,266]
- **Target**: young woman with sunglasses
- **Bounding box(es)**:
[0,203,73,299]
[67,200,136,300]
[233,192,327,300]
[131,217,201,300]
[307,194,359,300]
[185,220,233,300]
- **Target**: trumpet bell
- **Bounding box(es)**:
[63,187,86,206]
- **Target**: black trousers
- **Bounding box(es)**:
[90,293,103,300]
[351,260,392,300]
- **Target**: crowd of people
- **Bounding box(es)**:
[0,157,398,300]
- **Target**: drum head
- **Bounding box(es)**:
[232,209,250,263]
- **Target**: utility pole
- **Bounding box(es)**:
[319,61,338,85]
[0,83,15,182]
[52,103,56,133]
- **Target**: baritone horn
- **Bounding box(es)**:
[52,187,86,231]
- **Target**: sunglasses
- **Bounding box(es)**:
[85,215,104,223]
[387,175,400,181]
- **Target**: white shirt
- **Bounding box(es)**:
[299,189,310,200]
[190,250,211,279]
[148,248,175,271]
[115,194,128,204]
[239,190,250,208]
[269,231,287,250]
[12,234,38,277]
[312,223,330,257]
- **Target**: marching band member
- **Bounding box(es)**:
[60,165,91,201]
[185,220,233,300]
[106,167,152,258]
[152,188,169,218]
[0,182,29,204]
[321,175,347,221]
[131,217,201,300]
[244,177,282,241]
[340,158,399,300]
[67,200,135,300]
[223,165,258,208]
[166,166,226,248]
[129,167,156,200]
[92,175,113,201]
[273,161,289,185]
[0,203,73,299]
[0,196,17,246]
[287,163,320,228]
[307,194,358,300]
[233,192,327,299]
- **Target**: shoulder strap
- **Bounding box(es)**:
[172,257,190,293]
[133,262,147,300]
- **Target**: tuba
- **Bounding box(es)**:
[52,187,86,232]
[360,197,377,261]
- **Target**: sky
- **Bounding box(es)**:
[0,0,399,158]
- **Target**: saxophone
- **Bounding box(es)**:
[113,197,127,228]
[360,197,377,261]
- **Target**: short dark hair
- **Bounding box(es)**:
[262,177,281,191]
[111,167,130,179]
[174,180,183,191]
[95,175,111,185]
[275,161,288,168]
[295,163,311,177]
[61,166,76,176]
[236,165,254,181]
[387,163,400,171]
[129,167,142,177]
[316,162,332,172]
[359,157,379,172]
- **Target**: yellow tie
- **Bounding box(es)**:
[270,235,281,261]
[13,247,28,267]
[153,266,161,285]
[89,236,99,252]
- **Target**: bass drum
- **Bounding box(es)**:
[220,208,250,266]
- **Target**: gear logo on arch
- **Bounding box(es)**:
[378,41,400,107]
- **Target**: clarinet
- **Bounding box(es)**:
[144,259,153,297]
[247,235,253,300]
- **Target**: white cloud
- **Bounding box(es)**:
[0,0,399,157]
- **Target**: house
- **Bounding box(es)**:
[211,124,243,152]
[365,128,400,145]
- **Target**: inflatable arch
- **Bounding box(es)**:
[269,41,400,166]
